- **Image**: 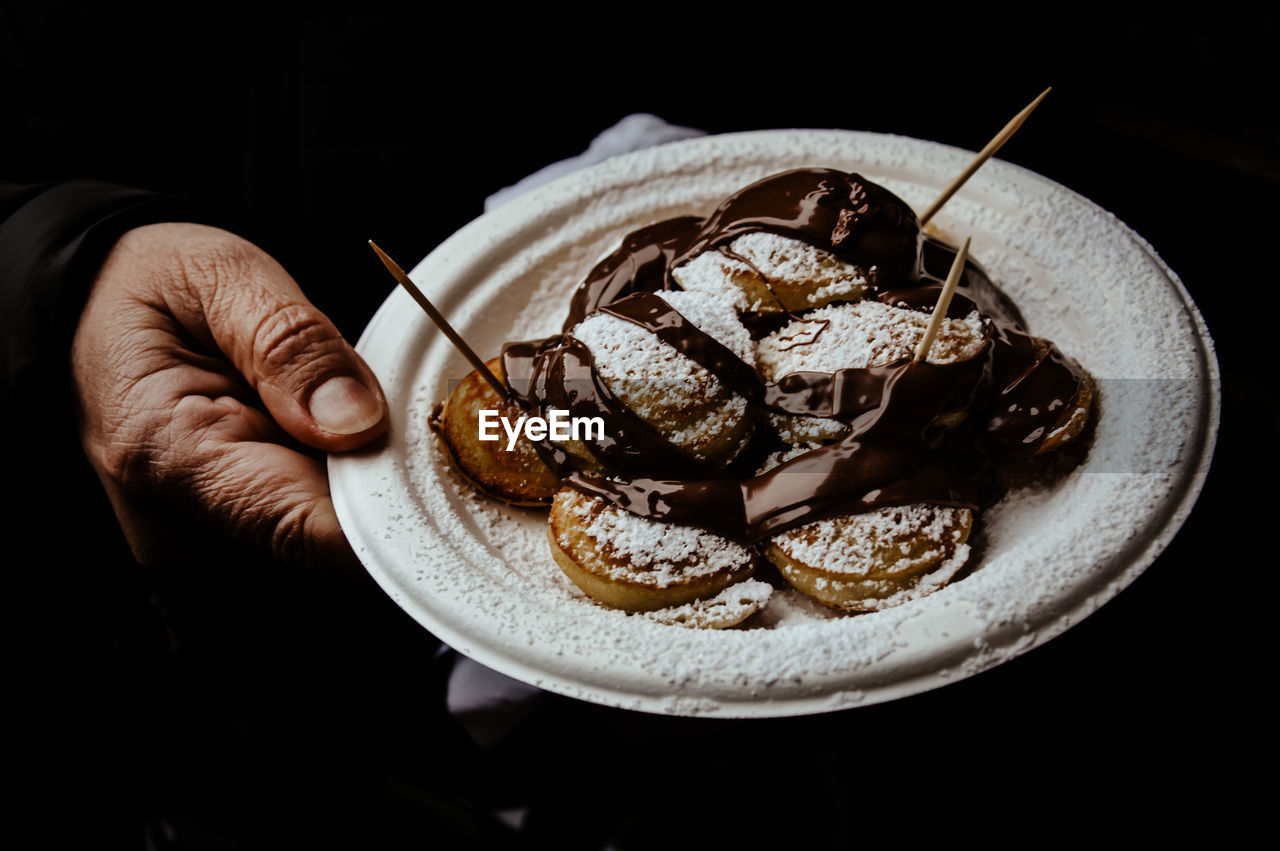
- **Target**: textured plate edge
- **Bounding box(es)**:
[330,129,1221,718]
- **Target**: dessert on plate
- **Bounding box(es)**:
[434,167,1094,626]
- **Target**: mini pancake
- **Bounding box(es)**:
[1037,371,1096,455]
[548,487,756,617]
[754,445,971,612]
[756,300,987,378]
[570,289,755,465]
[763,504,973,613]
[438,356,559,506]
[673,232,870,312]
[993,370,1096,490]
[756,300,988,445]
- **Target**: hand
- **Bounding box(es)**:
[72,223,387,573]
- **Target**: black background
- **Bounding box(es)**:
[5,3,1274,848]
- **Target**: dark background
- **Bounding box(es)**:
[5,3,1273,848]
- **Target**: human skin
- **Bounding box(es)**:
[72,222,387,573]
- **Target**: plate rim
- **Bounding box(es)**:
[330,128,1221,717]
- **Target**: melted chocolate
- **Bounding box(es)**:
[569,355,985,545]
[563,217,700,331]
[598,292,762,402]
[499,168,1088,544]
[563,169,920,329]
[675,168,921,286]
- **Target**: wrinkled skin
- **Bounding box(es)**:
[72,223,388,574]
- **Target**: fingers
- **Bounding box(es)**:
[73,222,389,575]
[222,294,387,452]
[182,429,356,569]
[132,223,389,452]
[103,390,362,575]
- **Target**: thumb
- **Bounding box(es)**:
[169,225,389,451]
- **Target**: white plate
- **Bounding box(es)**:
[329,130,1219,717]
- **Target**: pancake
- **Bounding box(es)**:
[757,299,987,444]
[548,487,755,616]
[438,356,559,506]
[569,289,754,465]
[763,503,973,613]
[673,232,871,312]
[431,167,1097,628]
[1038,371,1096,455]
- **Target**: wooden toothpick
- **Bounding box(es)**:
[918,87,1051,226]
[368,240,508,399]
[914,236,971,362]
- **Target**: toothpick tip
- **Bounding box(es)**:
[368,240,405,278]
[918,89,1052,226]
[1026,87,1052,113]
[367,238,509,399]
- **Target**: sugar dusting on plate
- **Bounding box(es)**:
[336,130,1217,717]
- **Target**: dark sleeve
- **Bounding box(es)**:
[0,181,182,414]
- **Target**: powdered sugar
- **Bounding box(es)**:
[573,313,711,388]
[640,579,773,629]
[672,249,760,311]
[784,546,971,613]
[758,301,985,381]
[673,232,869,310]
[757,442,823,473]
[772,505,971,579]
[570,289,752,457]
[766,412,848,447]
[561,489,750,587]
[332,129,1216,718]
[659,289,755,365]
[729,232,870,304]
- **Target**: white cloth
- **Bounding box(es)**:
[483,113,704,212]
[447,114,706,749]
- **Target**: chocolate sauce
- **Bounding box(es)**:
[500,168,1089,545]
[673,168,921,288]
[568,355,986,545]
[563,217,700,331]
[598,292,762,402]
[563,169,920,329]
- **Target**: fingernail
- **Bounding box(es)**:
[310,376,384,435]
